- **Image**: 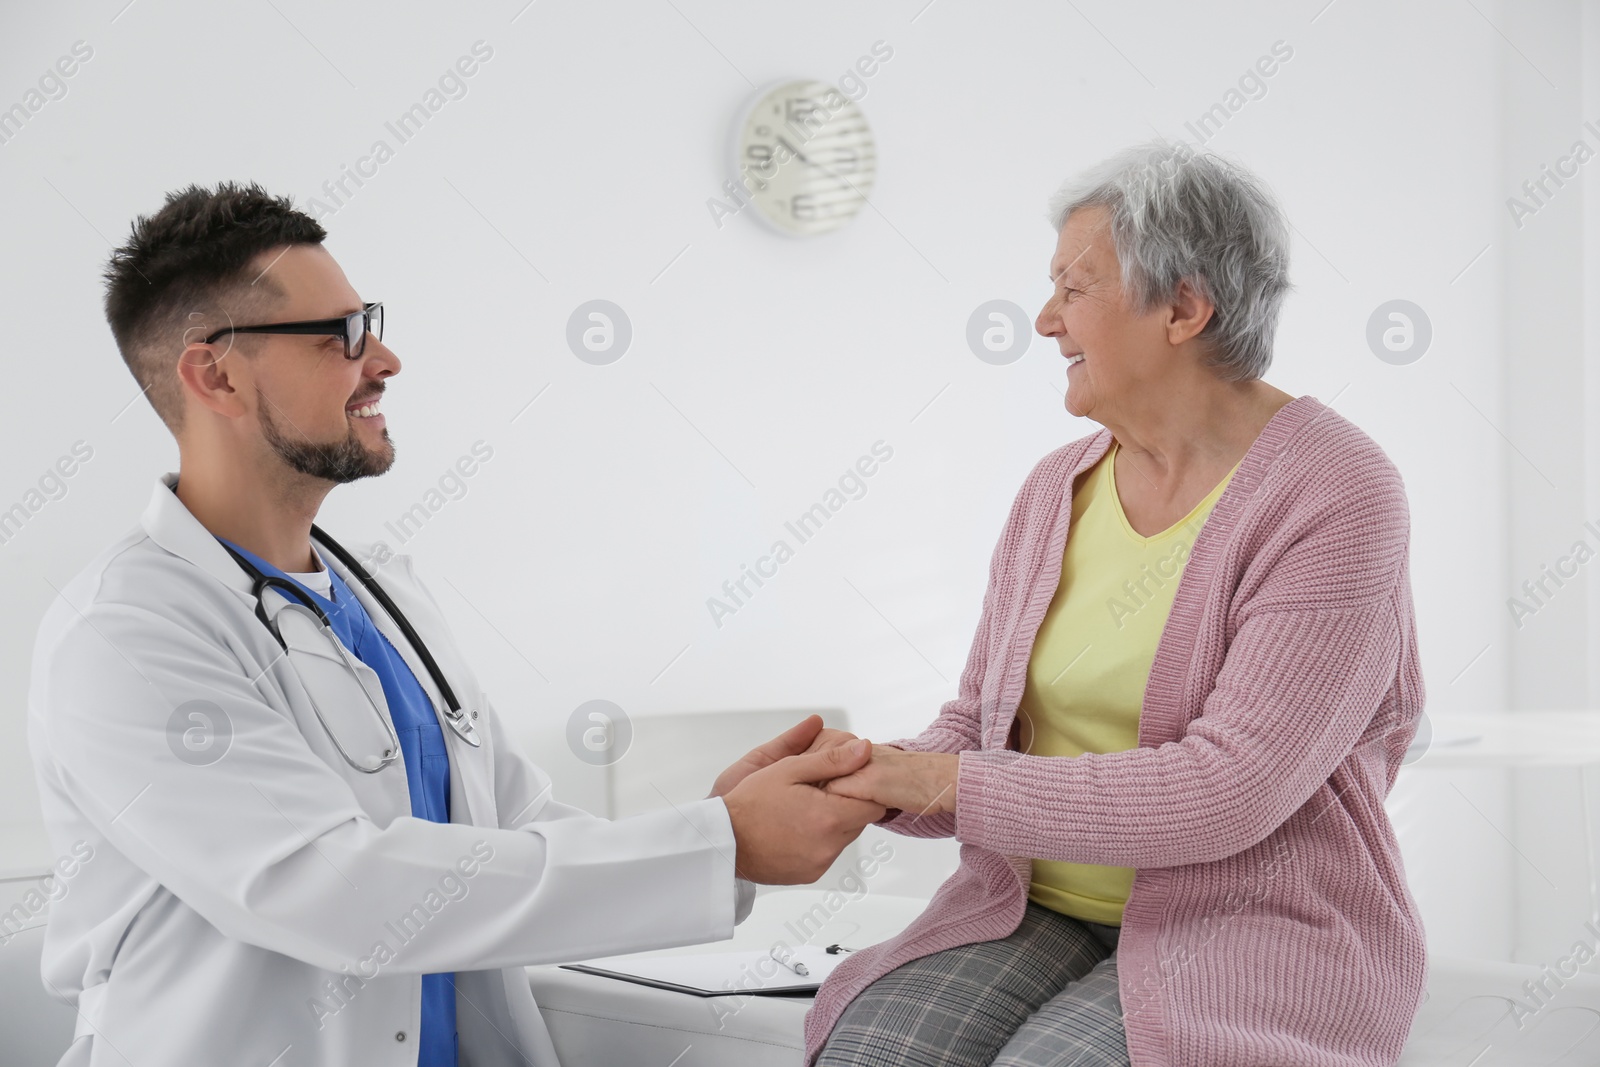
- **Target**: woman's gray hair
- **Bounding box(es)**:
[1046,140,1291,382]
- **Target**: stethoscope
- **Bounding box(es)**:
[220,524,480,773]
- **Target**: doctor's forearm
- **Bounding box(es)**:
[223,803,743,973]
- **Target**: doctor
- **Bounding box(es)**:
[28,181,885,1067]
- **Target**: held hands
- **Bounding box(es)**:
[822,745,960,819]
[710,716,960,884]
[713,715,887,885]
[707,714,861,799]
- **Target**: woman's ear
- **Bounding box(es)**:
[1166,277,1216,347]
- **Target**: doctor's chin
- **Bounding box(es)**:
[7,7,1600,1067]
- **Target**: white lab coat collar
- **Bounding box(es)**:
[141,471,393,644]
[141,472,259,604]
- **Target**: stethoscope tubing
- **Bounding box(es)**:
[220,527,481,768]
[309,525,472,733]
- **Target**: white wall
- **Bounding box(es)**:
[2,0,1584,960]
[1505,0,1600,965]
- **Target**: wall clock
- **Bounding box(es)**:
[731,79,878,237]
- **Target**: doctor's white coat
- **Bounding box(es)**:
[27,474,753,1066]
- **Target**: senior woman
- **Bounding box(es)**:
[807,141,1427,1067]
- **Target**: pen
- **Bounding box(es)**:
[768,945,810,977]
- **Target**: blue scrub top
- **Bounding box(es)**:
[220,538,458,1066]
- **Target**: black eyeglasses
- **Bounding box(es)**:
[203,302,384,360]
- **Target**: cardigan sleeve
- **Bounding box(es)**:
[954,452,1414,868]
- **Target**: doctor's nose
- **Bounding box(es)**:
[362,334,401,377]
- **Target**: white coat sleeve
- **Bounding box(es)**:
[479,692,757,926]
[36,598,743,975]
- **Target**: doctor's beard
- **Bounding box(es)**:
[258,386,395,484]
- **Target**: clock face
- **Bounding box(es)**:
[733,79,878,237]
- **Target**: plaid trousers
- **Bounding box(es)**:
[815,901,1129,1067]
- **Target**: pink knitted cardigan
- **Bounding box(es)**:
[804,395,1428,1066]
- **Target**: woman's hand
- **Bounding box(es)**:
[823,745,960,817]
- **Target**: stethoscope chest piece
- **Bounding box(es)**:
[446,709,481,748]
[263,598,402,774]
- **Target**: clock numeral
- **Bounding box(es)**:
[746,143,781,181]
[785,98,823,126]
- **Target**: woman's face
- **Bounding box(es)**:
[1035,205,1176,423]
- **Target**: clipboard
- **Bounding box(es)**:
[559,945,842,997]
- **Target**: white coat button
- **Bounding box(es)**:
[395,1031,406,1042]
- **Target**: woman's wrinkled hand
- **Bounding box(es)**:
[822,745,959,817]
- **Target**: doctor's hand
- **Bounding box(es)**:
[707,714,862,799]
[722,741,888,884]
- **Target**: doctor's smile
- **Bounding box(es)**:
[347,392,385,423]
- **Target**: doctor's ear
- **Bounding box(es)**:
[175,340,250,420]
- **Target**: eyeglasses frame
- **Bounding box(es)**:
[201,302,384,360]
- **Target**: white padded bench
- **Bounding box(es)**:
[5,895,1597,1065]
[528,891,1600,1067]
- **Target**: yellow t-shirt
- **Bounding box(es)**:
[1020,440,1240,925]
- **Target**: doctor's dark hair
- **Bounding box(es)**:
[102,181,326,432]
